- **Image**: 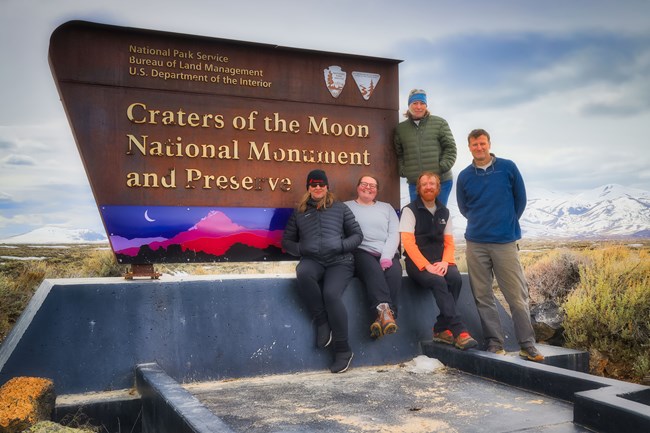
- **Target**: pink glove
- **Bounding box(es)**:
[380,258,392,270]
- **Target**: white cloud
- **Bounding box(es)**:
[1,0,650,238]
[2,154,36,166]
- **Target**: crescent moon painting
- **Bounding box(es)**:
[144,210,156,222]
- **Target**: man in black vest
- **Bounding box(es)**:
[399,171,477,350]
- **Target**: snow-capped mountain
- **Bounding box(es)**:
[0,227,107,244]
[408,183,650,240]
[521,184,650,238]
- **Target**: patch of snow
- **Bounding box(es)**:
[404,355,445,374]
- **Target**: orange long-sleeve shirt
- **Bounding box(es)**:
[401,232,456,271]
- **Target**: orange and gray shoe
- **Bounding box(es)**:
[432,329,454,345]
[455,332,478,350]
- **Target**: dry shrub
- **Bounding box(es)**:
[525,249,585,304]
[16,260,48,289]
[563,247,650,383]
[77,249,126,277]
[0,262,48,341]
[0,275,29,341]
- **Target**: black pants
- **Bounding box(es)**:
[296,257,354,343]
[405,261,466,336]
[352,249,401,317]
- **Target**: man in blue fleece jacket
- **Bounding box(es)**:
[456,129,544,362]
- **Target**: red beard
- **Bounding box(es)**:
[420,190,438,202]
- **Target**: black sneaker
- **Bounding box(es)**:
[316,323,332,348]
[330,351,353,373]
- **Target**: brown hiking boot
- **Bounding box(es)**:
[370,319,383,339]
[377,303,397,335]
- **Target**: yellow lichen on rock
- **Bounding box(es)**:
[0,376,55,433]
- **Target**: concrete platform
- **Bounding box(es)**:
[185,363,591,433]
[134,351,650,433]
[2,274,649,432]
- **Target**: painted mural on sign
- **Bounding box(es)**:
[102,205,293,264]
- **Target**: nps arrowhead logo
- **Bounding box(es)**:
[324,65,347,98]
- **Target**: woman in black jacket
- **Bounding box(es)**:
[282,169,363,373]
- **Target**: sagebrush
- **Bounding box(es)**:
[525,249,585,304]
[562,246,650,382]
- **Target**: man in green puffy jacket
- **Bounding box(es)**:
[394,89,457,205]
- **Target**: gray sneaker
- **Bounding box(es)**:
[486,345,506,355]
[519,346,544,362]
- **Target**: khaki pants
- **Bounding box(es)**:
[465,241,536,348]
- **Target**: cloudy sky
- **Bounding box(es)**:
[1,0,649,239]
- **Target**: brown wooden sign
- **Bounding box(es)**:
[49,21,400,264]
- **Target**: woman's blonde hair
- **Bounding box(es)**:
[297,190,335,213]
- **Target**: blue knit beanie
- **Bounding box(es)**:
[408,89,427,105]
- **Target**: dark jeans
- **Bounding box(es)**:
[296,257,354,343]
[352,249,401,317]
[405,260,466,336]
